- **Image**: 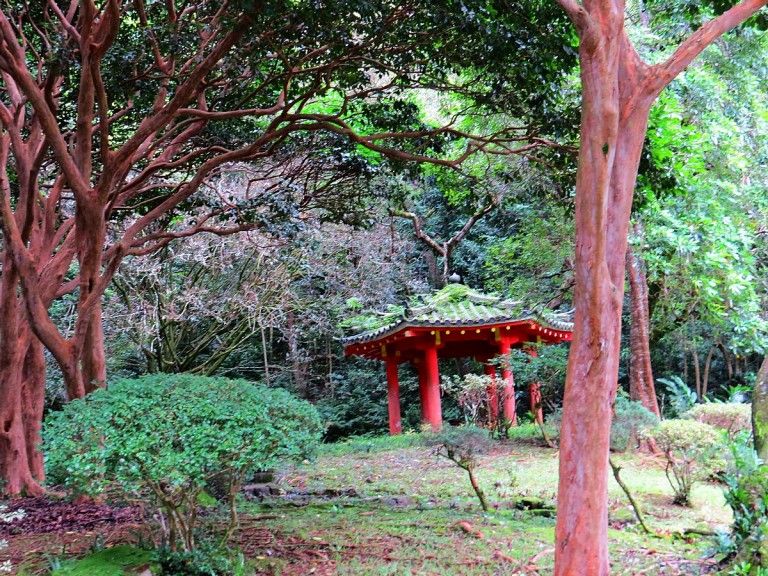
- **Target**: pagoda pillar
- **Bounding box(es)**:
[421,346,442,430]
[483,363,500,423]
[499,340,517,426]
[385,357,402,435]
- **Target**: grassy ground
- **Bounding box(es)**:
[10,427,731,575]
[240,427,727,575]
[34,546,151,576]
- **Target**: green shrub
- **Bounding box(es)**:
[544,395,659,452]
[683,403,752,438]
[721,436,768,573]
[645,419,724,506]
[43,374,322,551]
[610,395,660,452]
[153,542,250,576]
[441,373,495,426]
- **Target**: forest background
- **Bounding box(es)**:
[32,0,768,440]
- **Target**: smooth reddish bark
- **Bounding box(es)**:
[0,258,44,496]
[529,382,544,424]
[626,242,660,417]
[553,0,767,572]
[498,341,517,425]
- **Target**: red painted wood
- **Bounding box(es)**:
[385,357,402,435]
[345,319,571,432]
[422,346,442,430]
[344,320,572,361]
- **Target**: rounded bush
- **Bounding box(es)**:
[43,374,323,549]
[682,403,752,438]
[645,419,725,506]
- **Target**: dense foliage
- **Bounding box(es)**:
[43,375,322,551]
[722,438,768,573]
[609,396,661,452]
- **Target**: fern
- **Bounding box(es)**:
[658,375,697,417]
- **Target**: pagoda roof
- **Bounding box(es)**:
[342,284,573,346]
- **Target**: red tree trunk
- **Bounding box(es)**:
[555,115,651,576]
[21,338,46,482]
[553,25,654,573]
[550,0,764,570]
[626,242,660,416]
[0,257,45,496]
[82,303,107,394]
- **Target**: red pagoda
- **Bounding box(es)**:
[343,284,573,434]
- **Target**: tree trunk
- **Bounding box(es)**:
[626,241,660,416]
[82,303,107,393]
[549,0,765,571]
[0,258,44,496]
[701,345,716,400]
[286,310,308,397]
[754,356,768,461]
[424,250,443,288]
[554,31,654,575]
[465,465,489,512]
[21,338,46,482]
[719,341,733,382]
[260,323,271,386]
[72,200,108,397]
[692,346,702,400]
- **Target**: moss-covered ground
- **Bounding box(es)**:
[44,546,151,576]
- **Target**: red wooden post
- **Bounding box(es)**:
[385,357,402,435]
[422,346,442,430]
[499,340,517,426]
[483,363,499,423]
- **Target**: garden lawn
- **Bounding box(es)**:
[240,427,728,575]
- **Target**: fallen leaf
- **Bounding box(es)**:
[456,520,484,539]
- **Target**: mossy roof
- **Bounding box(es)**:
[342,283,573,345]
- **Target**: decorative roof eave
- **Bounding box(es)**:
[342,312,573,347]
